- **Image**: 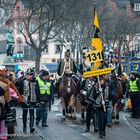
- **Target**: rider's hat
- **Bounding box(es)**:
[65,49,70,57]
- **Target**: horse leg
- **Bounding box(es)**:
[81,112,85,122]
[61,97,66,117]
[81,106,86,122]
[112,107,115,120]
[112,101,116,120]
[69,95,76,120]
[115,104,120,124]
[116,112,119,124]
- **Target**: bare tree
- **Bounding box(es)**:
[7,0,78,71]
[100,7,137,58]
[0,0,18,30]
[54,0,94,64]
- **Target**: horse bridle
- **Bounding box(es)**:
[63,72,73,92]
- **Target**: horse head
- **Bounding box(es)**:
[63,72,73,93]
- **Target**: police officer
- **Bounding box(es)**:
[36,70,53,127]
[129,72,140,119]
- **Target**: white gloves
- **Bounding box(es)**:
[81,90,87,96]
[101,100,105,105]
[99,88,102,93]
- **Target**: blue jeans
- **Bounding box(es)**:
[107,101,112,125]
[36,102,48,124]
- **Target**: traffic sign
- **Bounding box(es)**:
[85,50,103,63]
[83,68,112,78]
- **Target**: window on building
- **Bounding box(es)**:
[134,3,140,11]
[17,23,23,34]
[18,40,24,53]
[55,44,61,54]
[43,45,48,53]
[24,45,36,61]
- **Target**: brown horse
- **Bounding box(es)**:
[59,72,78,119]
[110,73,123,123]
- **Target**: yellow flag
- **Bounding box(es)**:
[91,38,103,70]
[91,10,103,70]
[93,11,99,29]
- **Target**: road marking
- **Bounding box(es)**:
[52,99,61,112]
[81,133,98,140]
[55,113,62,116]
[52,107,59,112]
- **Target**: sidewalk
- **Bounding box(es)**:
[125,112,140,132]
[11,108,43,140]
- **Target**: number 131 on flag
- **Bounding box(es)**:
[85,50,103,63]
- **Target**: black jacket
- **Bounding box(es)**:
[57,59,77,76]
[15,76,25,95]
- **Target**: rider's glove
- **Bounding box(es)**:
[101,100,105,105]
[36,102,41,107]
[99,88,102,93]
[80,90,87,96]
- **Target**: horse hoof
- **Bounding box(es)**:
[66,115,72,120]
[61,117,66,121]
[114,121,119,124]
[80,119,86,123]
[112,116,115,119]
[72,117,76,120]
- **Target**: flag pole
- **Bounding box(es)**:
[93,0,96,15]
[97,75,106,112]
[93,0,106,112]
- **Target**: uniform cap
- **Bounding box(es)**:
[26,68,35,75]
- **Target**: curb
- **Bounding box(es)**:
[125,114,140,135]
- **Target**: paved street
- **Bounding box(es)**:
[11,99,140,140]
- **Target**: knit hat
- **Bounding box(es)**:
[41,70,49,77]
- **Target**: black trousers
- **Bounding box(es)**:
[22,103,35,130]
[86,104,97,130]
[97,108,107,134]
[130,93,140,117]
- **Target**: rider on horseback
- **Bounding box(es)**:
[57,49,77,76]
[57,49,78,96]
